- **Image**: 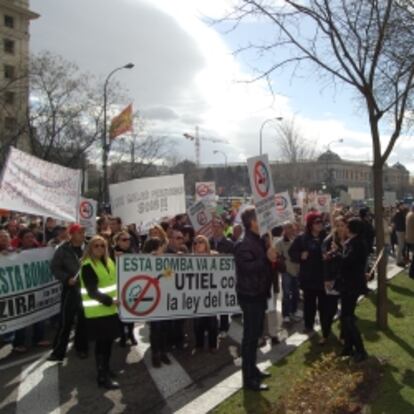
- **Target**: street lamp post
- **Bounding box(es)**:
[213,150,228,167]
[102,63,134,208]
[259,117,283,155]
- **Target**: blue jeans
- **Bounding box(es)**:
[281,273,300,318]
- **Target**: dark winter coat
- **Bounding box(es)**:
[339,235,368,295]
[209,236,234,254]
[288,231,326,291]
[50,241,83,287]
[234,230,272,301]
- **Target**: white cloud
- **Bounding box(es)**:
[31,0,411,172]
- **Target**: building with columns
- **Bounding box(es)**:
[0,0,38,155]
[271,150,410,198]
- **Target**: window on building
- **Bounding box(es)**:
[4,38,14,54]
[4,15,14,28]
[4,64,15,79]
[4,116,17,130]
[4,91,15,105]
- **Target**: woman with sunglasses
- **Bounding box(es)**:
[80,235,120,389]
[289,211,328,336]
[192,235,219,354]
[112,231,138,347]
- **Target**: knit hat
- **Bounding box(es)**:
[306,211,322,232]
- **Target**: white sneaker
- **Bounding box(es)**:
[218,331,228,339]
[283,317,291,324]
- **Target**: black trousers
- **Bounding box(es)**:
[303,289,329,335]
[340,293,366,354]
[120,322,135,342]
[150,320,169,354]
[219,315,230,332]
[193,316,218,349]
[95,339,113,377]
[168,319,185,348]
[323,294,340,339]
[239,299,266,383]
[52,287,88,358]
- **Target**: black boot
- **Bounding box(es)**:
[96,355,119,389]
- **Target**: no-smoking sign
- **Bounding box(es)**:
[121,275,161,317]
[197,184,209,197]
[79,200,94,219]
[253,161,270,198]
[197,210,208,226]
[275,195,288,212]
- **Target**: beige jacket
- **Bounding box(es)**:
[274,237,300,276]
[405,211,414,244]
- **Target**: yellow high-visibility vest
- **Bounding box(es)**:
[80,257,117,319]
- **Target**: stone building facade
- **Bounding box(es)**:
[0,0,38,153]
[271,151,410,198]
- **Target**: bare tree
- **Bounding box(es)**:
[225,0,414,328]
[275,118,316,162]
[29,51,125,168]
[109,135,176,182]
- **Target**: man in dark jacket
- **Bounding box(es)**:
[339,218,369,362]
[210,218,235,337]
[235,208,276,391]
[48,224,88,362]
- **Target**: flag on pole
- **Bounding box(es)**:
[109,103,133,139]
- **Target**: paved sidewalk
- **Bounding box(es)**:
[0,259,403,414]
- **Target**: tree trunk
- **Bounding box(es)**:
[373,163,387,329]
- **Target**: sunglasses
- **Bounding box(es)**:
[93,244,106,248]
[119,238,130,242]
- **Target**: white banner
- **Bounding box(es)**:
[0,147,81,221]
[383,191,397,208]
[0,247,61,334]
[339,190,352,206]
[79,197,97,237]
[110,174,186,225]
[247,154,278,235]
[274,191,295,224]
[349,187,365,201]
[118,254,239,321]
[188,200,214,238]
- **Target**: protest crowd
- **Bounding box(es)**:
[1,194,410,391]
[0,148,412,396]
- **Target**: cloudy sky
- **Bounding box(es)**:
[30,0,414,170]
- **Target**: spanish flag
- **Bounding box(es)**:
[109,104,133,139]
